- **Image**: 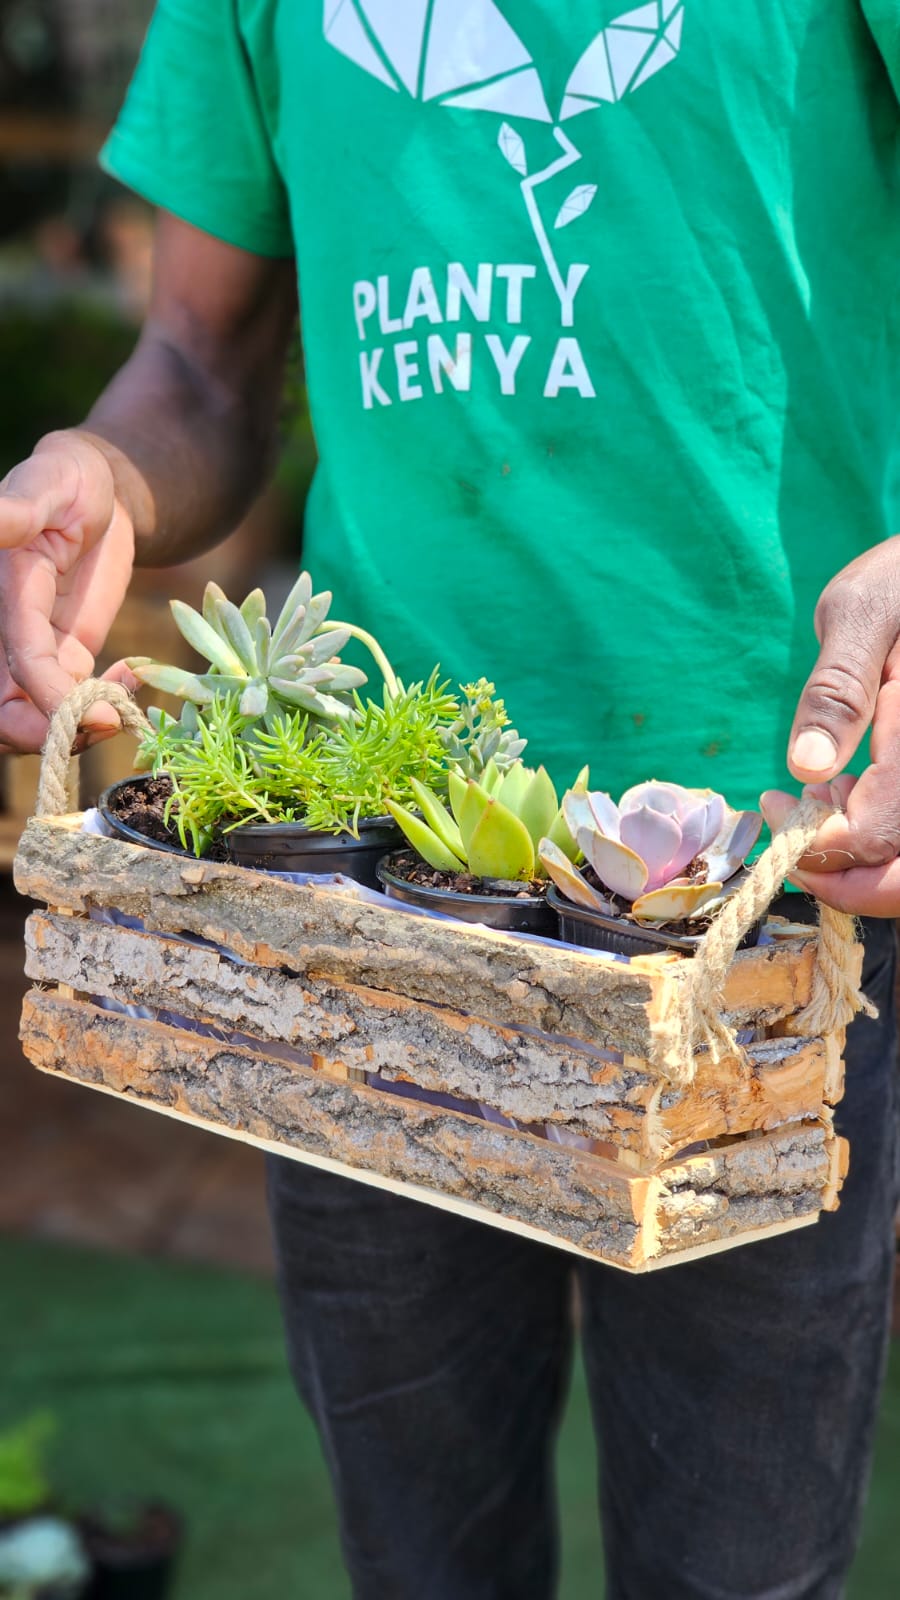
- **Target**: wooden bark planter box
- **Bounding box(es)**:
[15,804,859,1274]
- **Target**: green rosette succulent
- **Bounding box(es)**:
[387,759,588,883]
[128,571,398,725]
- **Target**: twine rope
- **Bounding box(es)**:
[34,684,875,1081]
[651,795,877,1083]
[36,679,152,819]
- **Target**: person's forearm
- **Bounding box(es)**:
[29,217,298,568]
[0,221,296,751]
[38,321,282,568]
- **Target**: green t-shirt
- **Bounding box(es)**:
[102,1,900,810]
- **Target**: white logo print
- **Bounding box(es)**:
[323,1,685,407]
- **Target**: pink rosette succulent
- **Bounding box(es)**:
[539,781,762,925]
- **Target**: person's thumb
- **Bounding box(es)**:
[760,777,861,875]
[0,451,84,549]
[788,599,894,782]
[76,662,143,744]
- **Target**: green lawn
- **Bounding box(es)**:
[1,1236,897,1597]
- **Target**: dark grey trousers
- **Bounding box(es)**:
[267,907,898,1599]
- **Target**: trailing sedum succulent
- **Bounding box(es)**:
[387,759,587,883]
[137,674,464,854]
[128,571,398,726]
[539,780,762,925]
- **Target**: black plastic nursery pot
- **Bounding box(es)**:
[547,886,762,957]
[377,851,556,937]
[225,814,402,888]
[99,777,402,888]
[80,1505,181,1600]
[97,776,192,857]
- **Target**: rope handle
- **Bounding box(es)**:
[33,682,875,1080]
[651,795,877,1082]
[35,679,152,819]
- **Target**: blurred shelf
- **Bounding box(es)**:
[0,112,107,162]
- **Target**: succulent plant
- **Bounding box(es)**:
[149,673,468,851]
[0,1516,90,1596]
[0,1413,54,1521]
[438,679,527,779]
[128,571,398,725]
[539,780,762,924]
[386,759,587,883]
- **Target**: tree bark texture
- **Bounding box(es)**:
[20,988,841,1271]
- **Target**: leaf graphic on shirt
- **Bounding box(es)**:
[323,0,552,122]
[554,184,597,229]
[560,3,685,117]
[497,122,527,175]
[323,2,686,124]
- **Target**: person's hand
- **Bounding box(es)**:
[760,535,900,915]
[0,431,139,753]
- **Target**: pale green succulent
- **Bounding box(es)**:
[0,1518,89,1596]
[386,759,588,883]
[438,679,527,779]
[128,572,398,725]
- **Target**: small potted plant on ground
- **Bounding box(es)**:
[378,757,587,936]
[78,1501,181,1600]
[538,780,762,955]
[0,1414,55,1532]
[0,1414,89,1600]
[0,1518,89,1599]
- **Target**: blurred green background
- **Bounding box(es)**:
[4,1236,900,1598]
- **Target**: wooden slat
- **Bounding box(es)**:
[14,818,817,1062]
[19,989,841,1271]
[16,1061,821,1274]
[633,1036,836,1161]
[25,910,836,1164]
